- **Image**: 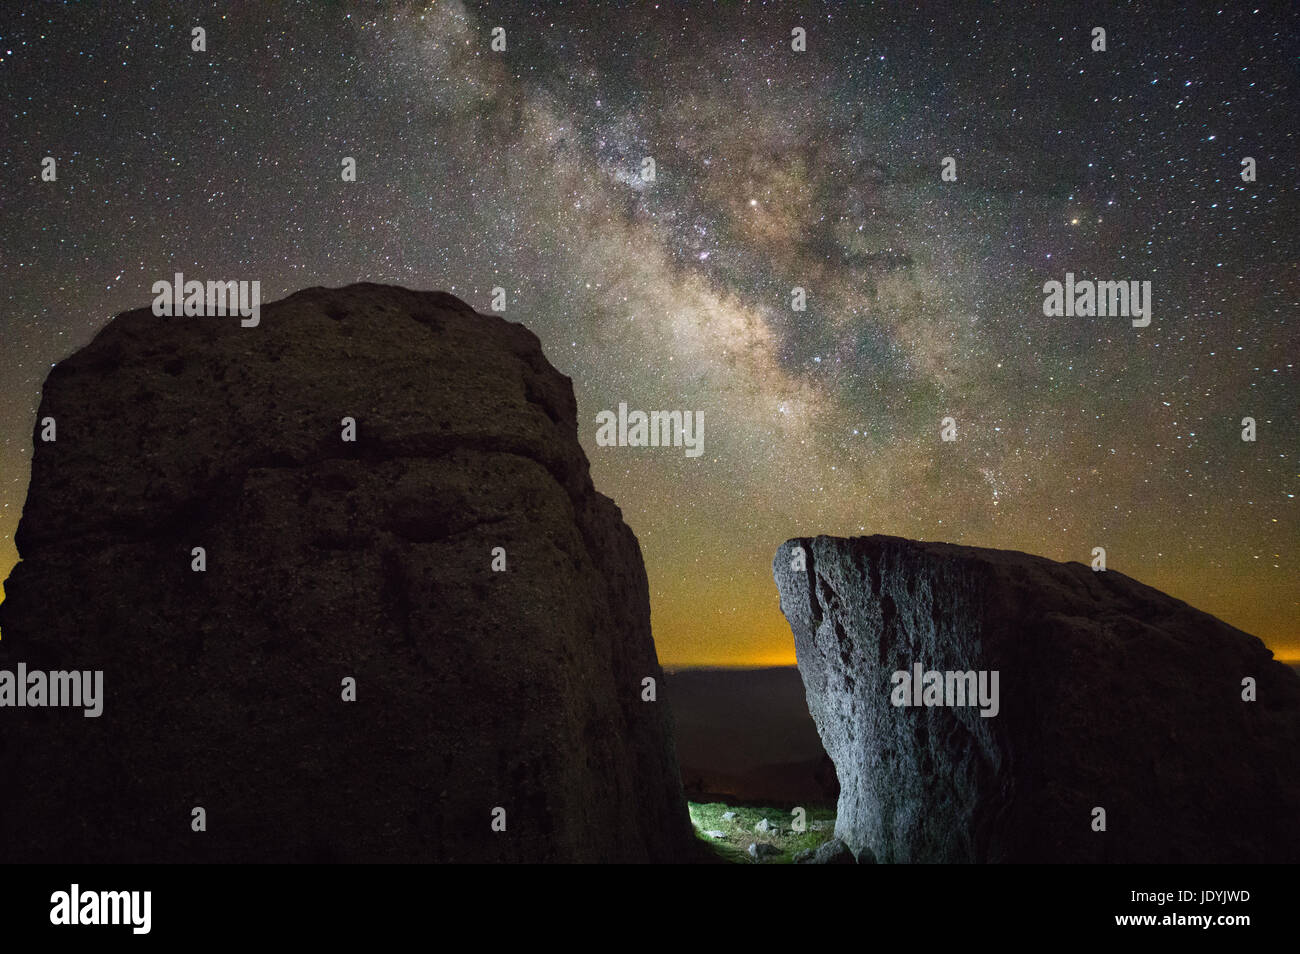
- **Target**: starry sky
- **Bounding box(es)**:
[1,1,1296,666]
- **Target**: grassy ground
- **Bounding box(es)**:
[688,800,837,864]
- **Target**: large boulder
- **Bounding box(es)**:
[773,535,1300,863]
[0,282,694,863]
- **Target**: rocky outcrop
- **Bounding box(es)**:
[0,282,695,863]
[795,837,857,865]
[773,535,1300,863]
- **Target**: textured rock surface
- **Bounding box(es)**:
[774,535,1300,863]
[796,837,857,865]
[0,282,695,862]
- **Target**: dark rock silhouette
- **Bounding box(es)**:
[773,535,1300,863]
[0,283,694,862]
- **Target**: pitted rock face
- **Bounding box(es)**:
[774,534,1300,863]
[0,283,694,863]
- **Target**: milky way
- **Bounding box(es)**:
[1,1,1296,664]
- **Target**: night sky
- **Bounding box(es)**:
[1,1,1295,666]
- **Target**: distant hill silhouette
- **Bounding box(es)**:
[666,667,837,805]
